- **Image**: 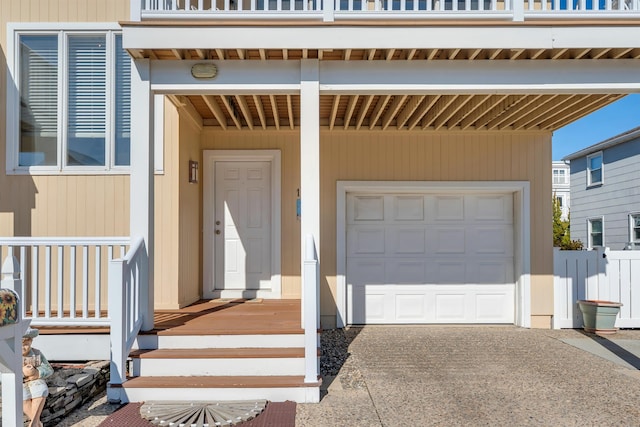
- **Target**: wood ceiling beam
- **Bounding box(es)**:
[220,96,242,130]
[367,49,376,61]
[433,95,472,130]
[488,49,503,60]
[369,95,390,130]
[549,95,623,130]
[344,49,352,60]
[127,49,144,59]
[329,95,341,131]
[215,49,225,60]
[406,49,417,60]
[448,49,460,60]
[171,49,184,60]
[195,49,207,60]
[283,49,288,60]
[427,49,439,60]
[511,94,561,130]
[591,48,610,59]
[355,95,374,130]
[422,95,458,129]
[253,95,267,130]
[236,49,246,60]
[202,95,228,130]
[611,48,633,59]
[468,49,482,60]
[459,94,509,130]
[406,95,440,131]
[396,95,426,129]
[259,49,267,60]
[234,96,253,130]
[473,95,522,129]
[269,95,280,130]
[343,95,359,129]
[551,48,568,60]
[530,49,546,60]
[509,49,525,60]
[538,95,605,129]
[386,49,395,61]
[572,48,591,59]
[287,95,294,129]
[380,95,407,130]
[447,94,491,129]
[485,94,543,130]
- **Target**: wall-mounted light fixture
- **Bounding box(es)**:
[191,63,217,79]
[189,160,199,183]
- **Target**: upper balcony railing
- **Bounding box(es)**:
[136,0,640,21]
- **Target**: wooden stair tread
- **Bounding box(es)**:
[130,347,316,359]
[120,375,321,388]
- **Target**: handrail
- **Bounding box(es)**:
[107,236,146,402]
[303,233,319,384]
[0,237,130,246]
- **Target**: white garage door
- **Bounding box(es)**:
[347,192,515,324]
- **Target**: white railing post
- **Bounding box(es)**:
[0,320,30,427]
[303,234,319,384]
[1,255,22,305]
[323,0,335,22]
[107,258,127,403]
[131,0,142,21]
[512,0,524,20]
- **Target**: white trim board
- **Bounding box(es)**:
[335,180,531,328]
[202,150,282,299]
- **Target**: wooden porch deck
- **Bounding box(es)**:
[37,299,303,336]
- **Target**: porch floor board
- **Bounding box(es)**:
[36,299,303,336]
[148,299,303,336]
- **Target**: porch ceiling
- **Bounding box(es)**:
[137,47,633,131]
[175,92,624,131]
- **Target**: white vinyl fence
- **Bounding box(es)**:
[554,247,640,329]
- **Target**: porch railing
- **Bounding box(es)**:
[303,234,319,384]
[136,0,640,20]
[0,237,130,326]
[108,236,146,400]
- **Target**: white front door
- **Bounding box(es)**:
[212,161,272,297]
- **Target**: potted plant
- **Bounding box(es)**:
[577,300,623,334]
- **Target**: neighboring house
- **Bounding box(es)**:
[552,161,570,221]
[563,127,640,250]
[2,0,640,405]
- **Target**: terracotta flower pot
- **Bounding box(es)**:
[577,300,623,335]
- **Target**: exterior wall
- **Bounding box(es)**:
[0,0,131,238]
[570,138,640,250]
[199,129,554,328]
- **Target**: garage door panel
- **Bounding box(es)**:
[386,261,426,283]
[346,192,515,325]
[350,195,385,222]
[390,228,427,254]
[347,259,386,285]
[433,195,465,221]
[393,196,425,221]
[467,194,513,223]
[433,228,466,254]
[469,226,513,254]
[349,227,386,254]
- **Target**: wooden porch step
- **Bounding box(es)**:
[130,347,313,359]
[120,375,321,389]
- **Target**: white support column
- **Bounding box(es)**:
[300,59,320,327]
[130,59,155,331]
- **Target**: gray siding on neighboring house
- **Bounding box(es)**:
[569,138,640,249]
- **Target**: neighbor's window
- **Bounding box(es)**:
[587,152,603,186]
[553,169,567,185]
[631,214,640,243]
[556,196,563,208]
[588,218,604,248]
[17,31,130,171]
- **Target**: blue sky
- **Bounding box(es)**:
[552,94,640,160]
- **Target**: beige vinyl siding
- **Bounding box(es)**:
[200,129,302,299]
[154,99,181,309]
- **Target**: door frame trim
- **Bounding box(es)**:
[336,180,531,328]
[203,150,282,299]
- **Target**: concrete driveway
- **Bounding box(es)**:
[296,326,640,426]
